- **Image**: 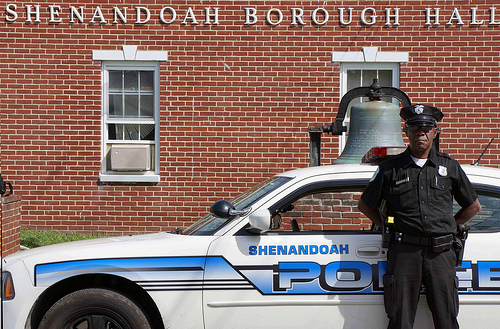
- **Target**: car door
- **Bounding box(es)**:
[203,166,500,329]
[453,181,500,328]
[203,184,390,329]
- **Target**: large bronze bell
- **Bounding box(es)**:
[333,100,404,164]
[308,79,412,166]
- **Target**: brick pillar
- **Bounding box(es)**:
[1,194,22,257]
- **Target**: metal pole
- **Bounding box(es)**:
[308,127,323,166]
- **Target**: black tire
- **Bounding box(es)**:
[38,288,152,329]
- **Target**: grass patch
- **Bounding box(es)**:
[21,230,107,249]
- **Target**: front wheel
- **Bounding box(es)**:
[38,288,152,329]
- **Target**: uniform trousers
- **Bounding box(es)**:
[383,240,459,329]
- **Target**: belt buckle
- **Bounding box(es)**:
[432,235,453,252]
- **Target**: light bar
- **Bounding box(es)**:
[361,146,406,164]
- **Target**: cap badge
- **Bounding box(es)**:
[438,165,448,177]
[414,104,424,114]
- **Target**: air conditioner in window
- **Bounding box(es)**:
[110,144,151,171]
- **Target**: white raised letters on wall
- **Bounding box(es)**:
[4,4,500,27]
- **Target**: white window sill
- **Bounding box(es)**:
[99,173,160,183]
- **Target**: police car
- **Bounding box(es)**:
[2,155,500,329]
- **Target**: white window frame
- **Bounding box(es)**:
[93,46,167,183]
[332,47,408,153]
[339,63,400,151]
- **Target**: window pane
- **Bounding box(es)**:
[378,70,395,103]
[140,95,154,118]
[109,94,123,117]
[124,71,138,91]
[346,70,362,119]
[140,124,155,140]
[108,124,122,140]
[378,70,393,86]
[109,71,122,91]
[279,191,370,231]
[124,95,139,117]
[347,70,361,90]
[124,124,139,140]
[362,70,378,87]
[140,71,154,91]
[108,124,152,141]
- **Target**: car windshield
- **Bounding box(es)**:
[183,176,292,235]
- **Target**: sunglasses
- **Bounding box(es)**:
[406,125,435,133]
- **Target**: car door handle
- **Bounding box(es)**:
[356,245,382,258]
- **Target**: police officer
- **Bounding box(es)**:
[358,104,481,329]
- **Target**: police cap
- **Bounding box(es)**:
[400,104,443,127]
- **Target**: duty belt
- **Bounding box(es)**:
[393,232,453,252]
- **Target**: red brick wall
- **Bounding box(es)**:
[1,1,499,235]
[1,195,22,257]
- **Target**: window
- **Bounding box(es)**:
[93,46,167,183]
[264,178,371,233]
[456,190,500,231]
[339,64,400,152]
[184,177,293,236]
[332,47,408,153]
[279,191,372,232]
[102,63,159,182]
[273,185,500,233]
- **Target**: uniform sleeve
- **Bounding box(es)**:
[361,166,385,210]
[453,164,478,208]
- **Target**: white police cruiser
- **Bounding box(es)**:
[2,154,500,328]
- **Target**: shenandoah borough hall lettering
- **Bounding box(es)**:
[5,4,500,27]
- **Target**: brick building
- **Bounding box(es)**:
[1,1,499,235]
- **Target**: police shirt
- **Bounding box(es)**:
[361,147,478,237]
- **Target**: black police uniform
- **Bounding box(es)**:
[360,104,478,329]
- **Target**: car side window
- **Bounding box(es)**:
[462,193,500,231]
[278,191,372,232]
[271,184,500,233]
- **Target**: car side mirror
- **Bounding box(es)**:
[246,209,279,234]
[210,200,250,219]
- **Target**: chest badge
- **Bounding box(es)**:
[438,165,448,176]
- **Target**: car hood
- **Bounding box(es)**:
[3,232,218,278]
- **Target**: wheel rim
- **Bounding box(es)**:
[66,314,124,329]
